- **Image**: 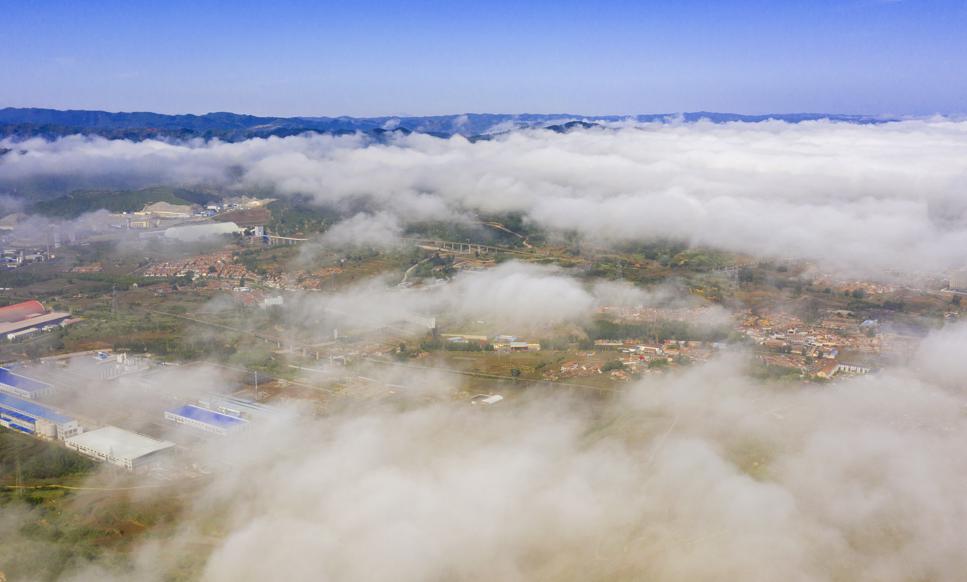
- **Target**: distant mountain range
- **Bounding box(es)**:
[0,108,894,141]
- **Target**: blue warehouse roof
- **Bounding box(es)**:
[0,367,52,393]
[0,392,72,424]
[1,407,36,424]
[167,405,247,428]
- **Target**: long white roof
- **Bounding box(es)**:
[66,426,174,460]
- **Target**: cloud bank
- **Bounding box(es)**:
[287,262,599,334]
[4,119,967,274]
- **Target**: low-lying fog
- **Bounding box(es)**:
[4,321,960,582]
[4,119,967,275]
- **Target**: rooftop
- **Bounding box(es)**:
[0,367,52,393]
[0,312,71,336]
[66,426,174,460]
[167,404,248,428]
[0,300,46,323]
[0,391,72,424]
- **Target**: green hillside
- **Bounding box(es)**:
[30,186,220,218]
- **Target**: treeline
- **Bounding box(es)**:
[0,269,61,287]
[0,428,95,482]
[420,339,495,352]
[266,198,341,236]
[614,240,732,269]
[0,266,160,291]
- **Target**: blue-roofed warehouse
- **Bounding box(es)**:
[0,391,80,440]
[164,404,248,435]
[0,367,54,400]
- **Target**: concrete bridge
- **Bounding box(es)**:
[258,233,536,256]
[401,237,535,256]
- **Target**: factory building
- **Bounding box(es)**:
[65,426,174,471]
[0,299,72,341]
[0,367,54,399]
[0,392,80,440]
[164,404,248,435]
[471,394,504,405]
[199,395,276,421]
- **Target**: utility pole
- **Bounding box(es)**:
[14,454,23,498]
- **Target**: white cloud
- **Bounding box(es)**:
[318,211,403,249]
[5,120,967,274]
[284,261,595,334]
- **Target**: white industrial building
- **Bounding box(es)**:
[470,394,504,405]
[65,426,174,471]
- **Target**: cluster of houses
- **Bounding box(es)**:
[143,249,255,280]
[740,310,878,378]
[546,340,721,382]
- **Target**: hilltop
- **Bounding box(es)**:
[28,186,219,218]
[0,108,891,142]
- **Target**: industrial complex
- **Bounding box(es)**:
[0,353,266,472]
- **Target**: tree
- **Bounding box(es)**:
[601,360,624,372]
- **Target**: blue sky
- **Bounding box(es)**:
[1,0,965,116]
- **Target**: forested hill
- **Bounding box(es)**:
[0,108,892,141]
[29,187,219,218]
